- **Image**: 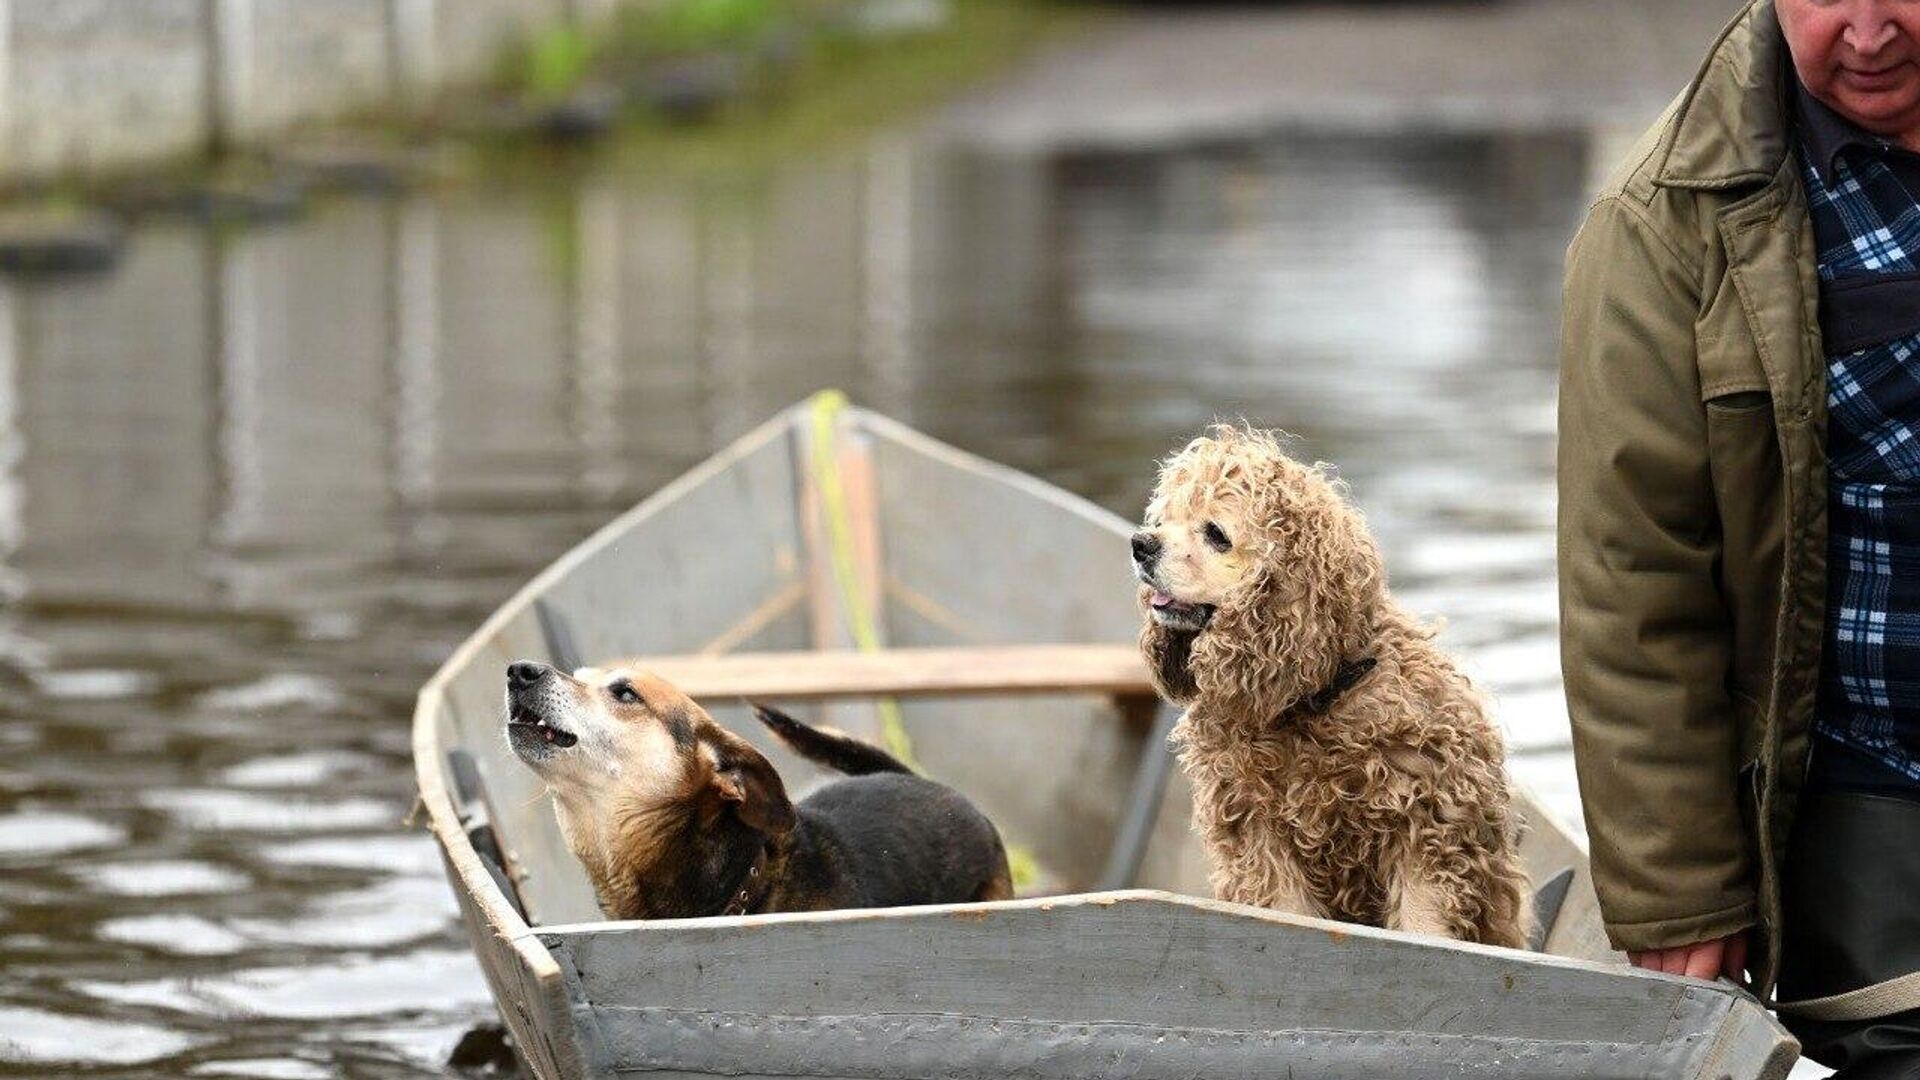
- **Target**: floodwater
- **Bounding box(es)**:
[0,121,1595,1075]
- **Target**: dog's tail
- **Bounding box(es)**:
[751,704,913,776]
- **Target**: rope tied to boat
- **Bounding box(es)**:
[808,390,921,771]
[806,393,1041,890]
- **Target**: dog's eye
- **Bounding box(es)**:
[1203,521,1232,552]
[609,681,641,705]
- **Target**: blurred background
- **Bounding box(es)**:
[0,0,1750,1076]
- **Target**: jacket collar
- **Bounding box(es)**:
[1653,0,1795,189]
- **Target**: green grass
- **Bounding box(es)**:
[623,0,1079,174]
[615,0,788,57]
[478,0,1083,182]
[522,25,599,102]
[504,0,800,102]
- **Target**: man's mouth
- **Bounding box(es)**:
[1840,62,1912,88]
[508,702,578,748]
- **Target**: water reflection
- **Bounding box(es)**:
[0,124,1588,1074]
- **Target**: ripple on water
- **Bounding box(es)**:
[190,1059,333,1080]
[96,914,251,956]
[1398,577,1560,634]
[69,859,251,897]
[218,750,379,788]
[1401,531,1556,579]
[194,674,345,713]
[70,949,493,1022]
[28,667,162,700]
[142,789,396,833]
[1460,636,1564,693]
[1490,686,1573,756]
[1510,748,1587,842]
[261,834,443,875]
[0,810,128,860]
[67,977,204,1013]
[229,877,457,949]
[295,611,362,642]
[0,1006,208,1065]
[191,950,492,1019]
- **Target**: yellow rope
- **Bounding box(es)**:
[807,391,920,770]
[805,390,1042,892]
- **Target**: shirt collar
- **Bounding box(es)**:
[1796,76,1903,184]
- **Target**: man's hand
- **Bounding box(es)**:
[1628,931,1748,983]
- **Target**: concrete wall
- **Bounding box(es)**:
[0,0,594,183]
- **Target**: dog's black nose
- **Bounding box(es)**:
[1131,531,1162,565]
[507,661,549,690]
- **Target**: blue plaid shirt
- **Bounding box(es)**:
[1802,95,1920,791]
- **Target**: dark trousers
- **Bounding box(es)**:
[1778,758,1920,1079]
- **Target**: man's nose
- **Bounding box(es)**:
[1131,531,1163,566]
[507,660,549,690]
[1844,12,1898,55]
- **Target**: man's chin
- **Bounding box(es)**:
[1826,81,1920,128]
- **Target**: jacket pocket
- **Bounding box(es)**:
[1705,390,1772,415]
[1705,394,1785,699]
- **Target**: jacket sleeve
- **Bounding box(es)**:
[1557,195,1757,953]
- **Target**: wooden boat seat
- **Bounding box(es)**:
[533,617,1174,893]
[617,644,1155,702]
[602,639,1174,893]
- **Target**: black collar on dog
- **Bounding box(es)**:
[720,845,772,918]
[1287,656,1379,718]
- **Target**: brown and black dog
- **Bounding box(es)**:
[503,660,1013,920]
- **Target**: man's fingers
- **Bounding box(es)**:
[1629,934,1748,981]
[1723,935,1749,983]
[1682,940,1724,981]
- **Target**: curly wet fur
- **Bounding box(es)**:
[1137,426,1532,947]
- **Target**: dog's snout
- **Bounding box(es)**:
[1131,531,1162,566]
[507,660,549,691]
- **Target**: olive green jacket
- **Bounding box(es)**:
[1557,0,1823,997]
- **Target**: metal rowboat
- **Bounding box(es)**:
[412,394,1797,1079]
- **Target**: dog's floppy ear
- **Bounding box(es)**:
[708,738,796,835]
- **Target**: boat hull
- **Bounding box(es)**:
[412,398,1795,1079]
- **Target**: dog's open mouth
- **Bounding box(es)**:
[1148,590,1215,631]
[508,703,579,748]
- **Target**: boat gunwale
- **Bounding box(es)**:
[852,407,1142,541]
[525,885,1659,982]
[524,888,1792,1080]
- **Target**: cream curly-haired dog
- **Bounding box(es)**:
[1132,425,1531,947]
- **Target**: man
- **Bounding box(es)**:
[1558,0,1920,1075]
